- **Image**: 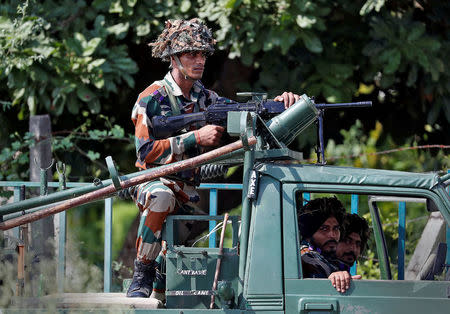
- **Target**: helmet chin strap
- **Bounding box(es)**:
[173,55,197,82]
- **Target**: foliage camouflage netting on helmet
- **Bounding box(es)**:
[149,18,216,62]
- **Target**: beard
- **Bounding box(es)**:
[341,251,357,265]
[311,238,338,258]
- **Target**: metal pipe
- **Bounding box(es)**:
[350,194,359,276]
[398,201,406,280]
[104,197,112,293]
[0,136,256,231]
[237,146,255,304]
[210,213,229,309]
[16,244,25,296]
[209,188,218,248]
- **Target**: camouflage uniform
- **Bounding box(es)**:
[127,18,225,299]
[130,71,228,264]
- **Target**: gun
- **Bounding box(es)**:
[151,96,372,139]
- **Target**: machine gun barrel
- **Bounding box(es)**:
[315,101,372,109]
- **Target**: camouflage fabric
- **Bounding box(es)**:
[149,18,216,61]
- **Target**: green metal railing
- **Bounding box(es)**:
[0,180,242,292]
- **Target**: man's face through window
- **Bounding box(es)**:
[336,232,362,266]
[310,216,340,255]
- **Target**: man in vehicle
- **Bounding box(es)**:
[298,197,361,293]
[336,213,370,270]
[127,18,300,299]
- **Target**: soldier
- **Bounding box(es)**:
[127,18,300,299]
[336,213,370,269]
[298,197,361,293]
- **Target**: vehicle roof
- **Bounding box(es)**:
[257,163,440,190]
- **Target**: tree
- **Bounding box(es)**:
[1,1,448,180]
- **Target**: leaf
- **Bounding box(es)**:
[296,15,316,29]
[332,64,354,79]
[180,0,191,13]
[52,94,66,116]
[109,125,125,138]
[94,77,105,89]
[109,0,123,13]
[88,99,101,114]
[13,88,25,102]
[301,32,323,53]
[136,22,150,37]
[280,33,297,55]
[240,48,253,66]
[40,92,51,110]
[83,37,102,56]
[27,95,37,115]
[67,95,79,115]
[0,16,13,31]
[107,23,129,39]
[77,85,96,102]
[32,45,55,58]
[90,58,106,68]
[127,0,137,7]
[65,38,83,56]
[94,15,105,30]
[384,49,401,74]
[86,150,100,161]
[323,85,344,103]
[88,129,106,140]
[407,23,425,42]
[122,73,135,88]
[92,0,110,10]
[360,0,386,16]
[358,83,375,95]
[74,33,86,45]
[428,58,444,81]
[225,0,242,9]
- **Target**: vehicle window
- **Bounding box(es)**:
[370,196,448,281]
[295,192,448,281]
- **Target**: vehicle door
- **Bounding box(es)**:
[282,183,450,314]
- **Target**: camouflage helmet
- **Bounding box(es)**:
[149,18,216,62]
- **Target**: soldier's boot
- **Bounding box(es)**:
[150,266,166,302]
[126,259,155,298]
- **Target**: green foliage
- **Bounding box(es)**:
[0,0,138,119]
[0,132,34,181]
[323,119,449,172]
[0,117,132,181]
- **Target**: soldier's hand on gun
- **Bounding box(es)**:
[328,271,362,293]
[274,92,300,109]
[196,125,225,146]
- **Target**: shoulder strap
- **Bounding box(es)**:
[159,79,180,115]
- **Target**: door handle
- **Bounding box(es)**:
[304,303,334,310]
[299,298,338,313]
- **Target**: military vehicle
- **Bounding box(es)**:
[1,94,449,313]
